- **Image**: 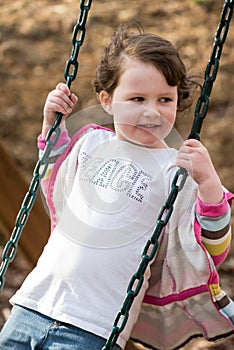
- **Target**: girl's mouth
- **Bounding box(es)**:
[137,124,161,129]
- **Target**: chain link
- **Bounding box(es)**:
[188,0,233,140]
[64,0,92,87]
[103,1,233,348]
[0,0,92,291]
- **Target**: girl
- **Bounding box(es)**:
[0,23,233,350]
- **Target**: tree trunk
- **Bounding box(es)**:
[0,141,50,267]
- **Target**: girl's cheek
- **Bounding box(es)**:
[113,103,143,124]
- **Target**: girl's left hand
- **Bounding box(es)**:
[176,139,214,185]
[176,139,223,204]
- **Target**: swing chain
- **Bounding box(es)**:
[0,0,92,291]
[103,0,233,348]
[188,0,233,140]
[64,0,93,87]
[102,168,189,350]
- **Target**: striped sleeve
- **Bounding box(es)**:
[209,284,234,326]
[195,191,233,266]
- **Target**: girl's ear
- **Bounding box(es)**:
[99,90,113,115]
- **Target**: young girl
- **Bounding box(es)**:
[0,24,233,350]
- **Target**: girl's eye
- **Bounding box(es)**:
[130,97,144,102]
[159,97,172,103]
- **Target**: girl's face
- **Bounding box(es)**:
[100,57,178,148]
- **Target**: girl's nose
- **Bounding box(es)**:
[143,104,161,119]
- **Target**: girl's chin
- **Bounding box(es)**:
[117,135,166,148]
[116,128,167,148]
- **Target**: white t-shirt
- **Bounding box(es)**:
[11,128,180,348]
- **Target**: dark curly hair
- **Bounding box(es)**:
[92,23,199,112]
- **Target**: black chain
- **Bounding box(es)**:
[103,1,233,348]
[188,0,233,140]
[0,0,92,291]
[64,0,92,88]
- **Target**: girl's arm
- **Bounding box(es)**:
[195,192,233,265]
[39,82,78,197]
[177,139,233,265]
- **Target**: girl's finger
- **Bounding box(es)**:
[56,82,71,95]
[178,144,192,155]
[70,93,78,104]
[177,153,191,161]
[49,90,74,109]
[54,87,78,108]
[46,97,73,115]
[183,138,201,148]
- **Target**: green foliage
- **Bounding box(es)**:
[191,0,212,3]
[189,0,213,11]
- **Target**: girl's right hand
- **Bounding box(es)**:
[42,82,78,138]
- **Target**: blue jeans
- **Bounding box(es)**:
[0,305,122,349]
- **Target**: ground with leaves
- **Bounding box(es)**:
[0,0,234,349]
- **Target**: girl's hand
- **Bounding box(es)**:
[176,139,223,204]
[42,82,78,138]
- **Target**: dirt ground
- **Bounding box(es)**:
[0,0,234,349]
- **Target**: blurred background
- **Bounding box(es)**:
[0,1,233,349]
